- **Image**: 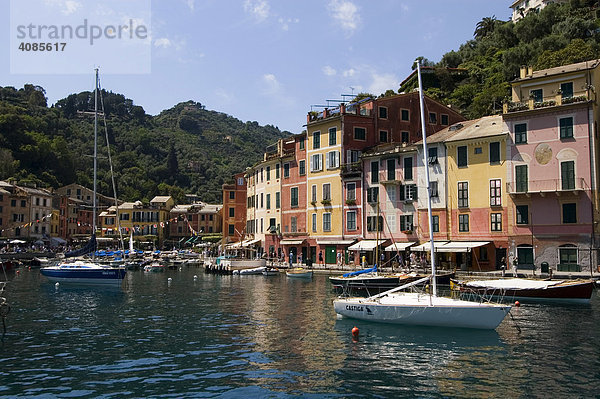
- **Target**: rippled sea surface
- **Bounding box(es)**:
[1,268,599,398]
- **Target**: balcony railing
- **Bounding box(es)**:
[503,94,588,114]
[506,178,588,194]
[341,162,362,176]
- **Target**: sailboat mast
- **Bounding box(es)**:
[93,68,98,238]
[417,61,437,297]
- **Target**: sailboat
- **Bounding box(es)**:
[333,61,511,329]
[41,69,126,285]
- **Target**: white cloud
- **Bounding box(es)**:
[262,73,281,95]
[154,38,172,48]
[342,68,356,78]
[44,0,82,15]
[278,17,299,31]
[368,72,398,96]
[244,0,270,23]
[322,66,337,76]
[184,0,195,11]
[328,0,360,36]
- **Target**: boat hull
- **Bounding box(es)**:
[286,268,313,279]
[41,267,126,284]
[334,293,511,330]
[330,271,454,292]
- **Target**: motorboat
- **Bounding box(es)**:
[40,260,126,284]
[286,268,313,279]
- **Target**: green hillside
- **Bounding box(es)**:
[0,85,289,203]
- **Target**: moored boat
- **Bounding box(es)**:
[40,260,126,284]
[329,269,455,293]
[286,268,313,279]
[459,278,595,304]
[143,262,165,273]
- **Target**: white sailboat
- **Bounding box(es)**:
[333,61,511,329]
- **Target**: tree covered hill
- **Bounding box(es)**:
[396,0,600,119]
[0,85,290,203]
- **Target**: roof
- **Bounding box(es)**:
[514,59,600,82]
[416,115,505,145]
[198,204,222,214]
[150,196,172,203]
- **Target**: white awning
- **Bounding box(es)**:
[411,241,449,251]
[348,240,386,251]
[384,242,416,251]
[280,239,305,245]
[242,238,261,247]
[316,239,355,245]
[436,241,490,253]
[226,241,243,248]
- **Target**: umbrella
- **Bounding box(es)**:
[9,239,26,244]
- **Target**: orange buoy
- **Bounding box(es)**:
[515,301,520,307]
[351,326,359,337]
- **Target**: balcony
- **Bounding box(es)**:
[507,178,588,195]
[503,94,589,114]
[341,162,362,177]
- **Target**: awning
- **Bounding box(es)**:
[436,241,490,253]
[384,242,416,251]
[280,239,305,245]
[226,241,243,248]
[242,238,261,247]
[51,237,67,245]
[411,241,449,251]
[348,240,386,251]
[316,239,355,245]
[9,239,26,244]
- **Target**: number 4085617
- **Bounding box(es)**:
[18,42,66,51]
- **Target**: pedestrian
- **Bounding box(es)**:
[337,251,342,267]
[500,256,506,277]
[319,250,324,267]
[513,258,518,277]
[409,252,416,268]
[380,251,385,267]
[289,250,293,268]
[298,252,303,266]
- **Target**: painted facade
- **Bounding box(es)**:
[222,172,247,244]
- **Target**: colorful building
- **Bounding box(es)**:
[222,172,247,244]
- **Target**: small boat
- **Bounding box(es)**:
[286,268,313,279]
[40,260,126,284]
[459,278,595,304]
[143,262,165,273]
[262,267,279,276]
[330,268,454,293]
[235,266,266,275]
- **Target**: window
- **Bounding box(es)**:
[310,154,323,172]
[266,166,271,181]
[428,147,438,164]
[401,184,417,201]
[329,127,336,146]
[313,131,321,149]
[560,82,573,99]
[291,217,297,232]
[367,187,379,203]
[387,186,396,203]
[311,185,317,203]
[312,213,317,232]
[430,181,439,197]
[491,213,502,231]
[432,215,439,233]
[260,193,264,208]
[517,204,529,224]
[283,163,290,178]
[20,200,26,207]
[515,165,528,192]
[367,216,383,232]
[275,192,280,209]
[347,150,361,163]
[387,159,395,181]
[379,130,388,143]
[228,224,235,235]
[400,215,413,231]
[530,88,542,103]
[354,127,366,140]
[326,151,340,169]
[269,218,276,231]
[386,214,396,232]
[229,207,235,217]
[276,164,280,179]
[459,214,469,232]
[238,177,244,186]
[490,142,500,163]
[404,157,413,180]
[261,168,264,182]
[429,112,437,124]
[561,161,575,190]
[266,193,271,209]
[517,244,533,265]
[323,213,331,232]
[299,136,305,150]
[401,109,409,121]
[458,182,469,208]
[379,106,388,119]
[490,179,501,206]
[43,198,47,207]
[11,200,15,207]
[36,198,40,206]
[299,160,306,176]
[474,147,482,154]
[322,184,331,201]
[371,161,379,184]
[441,114,449,125]
[457,146,468,167]
[515,123,527,144]
[347,211,357,230]
[347,183,356,201]
[401,131,409,143]
[229,191,235,200]
[559,117,573,139]
[562,203,576,223]
[559,245,577,266]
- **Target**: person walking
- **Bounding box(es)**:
[337,251,342,268]
[319,250,324,267]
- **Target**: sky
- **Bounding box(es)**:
[1,0,513,134]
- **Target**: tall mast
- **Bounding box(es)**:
[417,61,437,297]
[93,68,98,238]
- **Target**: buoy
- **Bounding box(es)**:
[168,277,172,282]
[351,326,359,337]
[28,266,31,270]
[193,275,198,280]
[55,282,60,289]
[515,301,520,307]
[16,270,20,275]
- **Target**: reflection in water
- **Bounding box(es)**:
[0,268,599,397]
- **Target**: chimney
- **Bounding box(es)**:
[527,66,533,77]
[340,103,346,114]
[520,66,527,79]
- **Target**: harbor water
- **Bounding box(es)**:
[1,268,599,398]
